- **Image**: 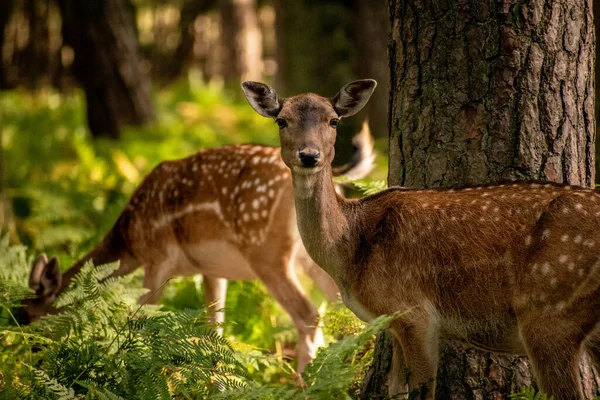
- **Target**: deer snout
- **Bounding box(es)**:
[298,149,320,167]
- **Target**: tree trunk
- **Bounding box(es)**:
[57,0,154,139]
[363,0,597,398]
[353,0,390,139]
[219,0,262,84]
[0,0,14,89]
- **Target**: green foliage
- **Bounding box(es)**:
[0,237,392,399]
[510,387,553,400]
[334,176,387,196]
[0,238,247,399]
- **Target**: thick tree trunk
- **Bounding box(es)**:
[58,0,154,139]
[363,0,597,398]
[219,0,262,84]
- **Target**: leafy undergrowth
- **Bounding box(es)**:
[0,236,390,399]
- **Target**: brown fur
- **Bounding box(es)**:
[242,79,600,399]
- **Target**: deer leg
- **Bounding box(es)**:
[203,276,227,335]
[519,317,584,400]
[139,264,171,305]
[389,320,438,400]
[251,254,323,373]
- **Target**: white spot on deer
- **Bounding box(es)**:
[584,239,596,248]
[555,302,566,311]
[542,229,551,240]
[567,262,575,271]
[550,278,558,287]
[261,210,268,218]
[252,199,259,209]
[252,212,259,221]
[481,205,488,211]
[525,236,532,246]
[251,156,260,165]
[562,207,570,214]
[254,178,260,186]
[531,263,539,273]
[575,203,583,211]
[574,235,582,244]
[560,234,569,242]
[173,189,179,197]
[482,192,490,197]
[541,262,551,275]
[222,187,228,195]
[558,255,568,264]
[242,213,250,222]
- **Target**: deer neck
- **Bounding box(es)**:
[292,166,351,280]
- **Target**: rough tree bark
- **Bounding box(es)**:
[362,0,597,398]
[219,0,262,84]
[57,0,154,139]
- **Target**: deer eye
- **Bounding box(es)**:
[329,118,339,128]
[275,118,287,129]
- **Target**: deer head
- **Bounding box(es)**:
[18,253,63,324]
[241,80,377,175]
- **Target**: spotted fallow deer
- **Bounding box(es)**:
[241,78,600,400]
[19,126,374,372]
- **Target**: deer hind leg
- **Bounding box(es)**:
[519,316,584,400]
[203,276,227,335]
[250,252,322,373]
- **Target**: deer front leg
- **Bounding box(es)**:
[519,316,584,400]
[389,319,439,399]
[251,254,323,373]
[139,263,171,305]
[203,276,227,335]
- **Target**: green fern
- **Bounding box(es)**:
[510,386,553,400]
[334,176,387,196]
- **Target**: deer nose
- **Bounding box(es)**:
[299,149,320,167]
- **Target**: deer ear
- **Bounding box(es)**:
[332,79,377,117]
[241,81,282,118]
[29,254,62,298]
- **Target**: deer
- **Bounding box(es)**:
[18,124,375,373]
[241,78,600,400]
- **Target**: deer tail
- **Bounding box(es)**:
[332,119,376,180]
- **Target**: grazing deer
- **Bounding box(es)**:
[19,127,374,372]
[241,78,600,400]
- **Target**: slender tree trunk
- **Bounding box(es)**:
[363,0,597,398]
[0,1,14,89]
[219,0,262,84]
[162,0,216,84]
[353,0,390,139]
[57,0,154,139]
